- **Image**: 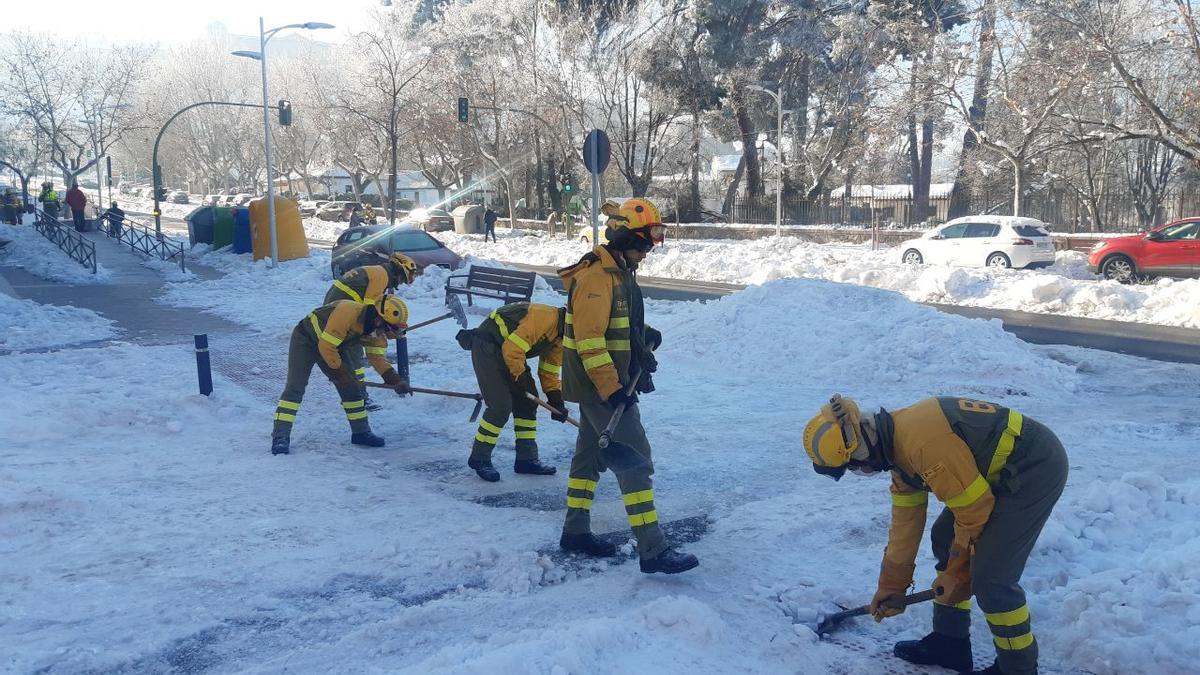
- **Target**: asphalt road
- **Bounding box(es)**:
[505,262,1200,365]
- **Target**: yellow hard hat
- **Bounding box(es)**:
[389,252,418,283]
[603,198,666,251]
[375,294,409,327]
[802,395,862,480]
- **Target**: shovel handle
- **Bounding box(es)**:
[598,369,642,449]
[362,381,482,400]
[403,312,452,333]
[525,392,581,428]
[818,589,936,634]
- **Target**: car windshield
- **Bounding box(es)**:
[1013,225,1049,237]
[391,230,440,251]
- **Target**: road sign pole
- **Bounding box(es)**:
[590,157,599,246]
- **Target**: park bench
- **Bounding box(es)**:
[444,265,537,306]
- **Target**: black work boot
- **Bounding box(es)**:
[468,458,500,482]
[514,459,557,475]
[350,431,386,447]
[271,436,290,455]
[640,547,699,575]
[560,532,617,557]
[894,631,973,673]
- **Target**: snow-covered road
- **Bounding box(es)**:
[4,230,1199,673]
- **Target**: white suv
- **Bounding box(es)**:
[898,216,1056,270]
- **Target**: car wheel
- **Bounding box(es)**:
[986,252,1012,268]
[1101,254,1136,284]
[902,249,923,265]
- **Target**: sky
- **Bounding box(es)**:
[4,0,375,45]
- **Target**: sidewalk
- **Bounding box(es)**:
[0,229,245,346]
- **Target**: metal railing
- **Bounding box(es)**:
[97,210,186,273]
[31,210,97,273]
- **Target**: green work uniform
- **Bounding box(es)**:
[324,265,396,388]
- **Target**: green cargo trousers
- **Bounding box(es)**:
[929,418,1068,675]
[272,328,371,438]
[470,339,539,462]
[561,400,668,560]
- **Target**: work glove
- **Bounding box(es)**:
[546,390,569,423]
[870,559,916,622]
[643,326,663,351]
[382,369,411,396]
[933,544,973,606]
[515,369,536,394]
[329,367,358,392]
[607,387,635,409]
[635,370,656,395]
[640,349,658,374]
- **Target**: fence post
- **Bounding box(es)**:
[194,334,213,396]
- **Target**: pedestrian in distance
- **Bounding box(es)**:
[348,204,363,228]
[484,206,498,243]
[363,203,378,225]
[66,182,87,232]
[2,189,19,225]
[270,295,411,456]
[801,394,1068,675]
[555,197,698,575]
[456,302,567,482]
[39,182,60,220]
[324,252,419,410]
[105,201,125,238]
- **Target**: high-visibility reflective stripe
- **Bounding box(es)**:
[568,478,597,492]
[565,313,573,324]
[582,352,614,369]
[332,280,364,303]
[507,333,531,352]
[274,413,296,422]
[622,489,654,506]
[475,431,499,444]
[608,317,630,328]
[607,339,631,351]
[574,337,608,351]
[539,362,561,375]
[341,400,366,409]
[365,346,387,355]
[567,496,592,509]
[489,311,509,338]
[946,475,990,508]
[515,430,537,440]
[986,605,1030,627]
[993,633,1035,651]
[892,491,929,507]
[309,313,343,346]
[513,418,537,429]
[478,419,503,434]
[987,410,1025,484]
[346,411,368,421]
[935,598,972,610]
[628,510,658,527]
[276,400,301,411]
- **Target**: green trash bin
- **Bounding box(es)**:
[213,207,235,250]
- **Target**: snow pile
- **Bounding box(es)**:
[0,294,118,351]
[0,221,112,283]
[439,230,1200,329]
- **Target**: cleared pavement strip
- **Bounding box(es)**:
[505,262,1200,365]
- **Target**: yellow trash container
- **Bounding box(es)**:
[250,196,310,262]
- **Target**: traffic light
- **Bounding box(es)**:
[457,97,469,123]
[278,100,293,126]
[559,172,573,194]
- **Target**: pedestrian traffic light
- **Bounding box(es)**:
[457,97,469,123]
[278,100,293,126]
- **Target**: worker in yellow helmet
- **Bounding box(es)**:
[555,197,697,575]
[802,395,1068,675]
[325,252,418,408]
[271,294,410,455]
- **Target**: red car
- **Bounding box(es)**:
[1088,218,1200,282]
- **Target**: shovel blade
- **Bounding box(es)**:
[469,398,483,422]
[600,440,649,472]
[446,294,468,328]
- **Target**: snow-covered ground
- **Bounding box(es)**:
[438,229,1200,329]
[4,238,1199,673]
[0,220,112,284]
[0,293,118,351]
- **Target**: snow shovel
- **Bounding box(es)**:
[596,370,652,473]
[403,294,468,334]
[363,381,484,422]
[525,392,583,428]
[816,589,936,636]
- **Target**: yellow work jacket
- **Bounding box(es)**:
[325,265,394,305]
[477,302,564,393]
[301,300,392,374]
[883,397,1025,567]
[558,246,638,403]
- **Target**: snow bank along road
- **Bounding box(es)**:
[4,233,1200,674]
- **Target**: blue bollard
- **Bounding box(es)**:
[395,335,410,383]
[194,334,213,396]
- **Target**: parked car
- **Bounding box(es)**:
[233,193,253,206]
[1087,217,1200,283]
[317,201,361,222]
[331,224,463,277]
[575,221,610,245]
[297,200,319,217]
[410,207,455,232]
[898,216,1056,270]
[168,190,189,204]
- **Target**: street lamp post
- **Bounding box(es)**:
[748,85,784,237]
[233,19,333,268]
[78,104,131,216]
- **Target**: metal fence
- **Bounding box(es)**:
[31,210,97,273]
[97,210,187,273]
